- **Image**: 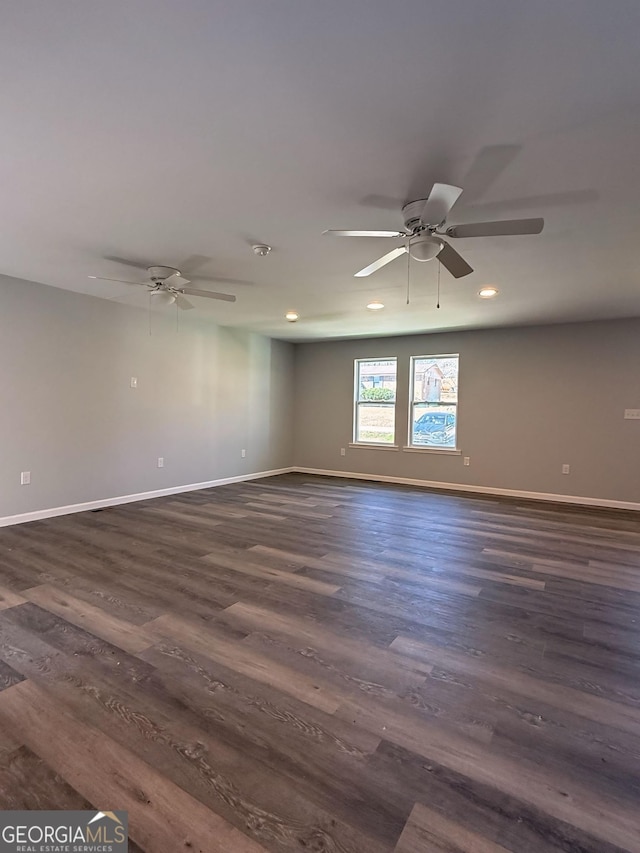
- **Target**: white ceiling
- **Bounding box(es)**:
[1,0,639,341]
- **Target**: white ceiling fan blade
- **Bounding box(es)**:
[176,254,211,274]
[324,229,403,238]
[181,287,236,303]
[164,272,190,287]
[102,255,151,270]
[446,217,544,238]
[175,294,195,311]
[89,276,146,286]
[420,183,463,227]
[192,274,254,286]
[437,242,474,278]
[354,246,407,277]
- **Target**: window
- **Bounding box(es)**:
[354,358,397,445]
[409,355,459,449]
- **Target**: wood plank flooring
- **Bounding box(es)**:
[0,473,639,852]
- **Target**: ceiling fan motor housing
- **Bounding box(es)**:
[401,199,429,232]
[147,265,180,282]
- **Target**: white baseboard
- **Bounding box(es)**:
[292,467,640,512]
[0,467,295,528]
[3,465,638,527]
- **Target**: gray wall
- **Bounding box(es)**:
[293,319,640,505]
[3,276,639,518]
[0,275,294,519]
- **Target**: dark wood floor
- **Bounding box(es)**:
[0,474,639,852]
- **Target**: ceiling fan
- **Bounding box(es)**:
[324,183,544,278]
[88,265,236,309]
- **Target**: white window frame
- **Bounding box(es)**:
[407,354,460,452]
[352,357,398,447]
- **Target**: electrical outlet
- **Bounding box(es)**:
[624,409,640,419]
[20,471,31,485]
[340,448,346,456]
[562,463,570,475]
[130,377,138,388]
[463,456,470,466]
[157,457,164,468]
[241,449,246,458]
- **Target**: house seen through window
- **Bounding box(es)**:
[354,358,397,444]
[410,355,459,448]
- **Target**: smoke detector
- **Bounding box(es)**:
[252,244,272,257]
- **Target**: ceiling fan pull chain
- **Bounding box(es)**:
[406,247,411,305]
[437,260,441,309]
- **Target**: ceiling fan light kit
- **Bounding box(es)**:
[408,234,444,262]
[150,289,177,305]
[324,181,544,280]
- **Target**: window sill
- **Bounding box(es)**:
[349,442,400,451]
[402,446,462,455]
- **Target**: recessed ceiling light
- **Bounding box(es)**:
[366,300,385,310]
[478,286,499,298]
[285,311,299,322]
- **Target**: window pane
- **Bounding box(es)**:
[411,404,457,448]
[357,359,397,402]
[356,403,395,444]
[412,356,458,404]
[354,358,397,444]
